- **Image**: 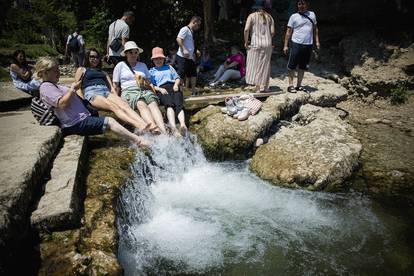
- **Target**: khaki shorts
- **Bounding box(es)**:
[121,86,159,110]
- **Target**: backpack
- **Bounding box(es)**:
[68,34,80,52]
[31,97,59,126]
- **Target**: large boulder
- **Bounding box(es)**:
[190,93,309,160]
[250,104,362,191]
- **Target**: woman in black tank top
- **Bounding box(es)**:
[75,48,154,133]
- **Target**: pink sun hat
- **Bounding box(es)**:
[151,47,166,59]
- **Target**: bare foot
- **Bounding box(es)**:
[179,125,188,137]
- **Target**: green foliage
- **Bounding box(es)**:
[82,7,112,53]
[0,67,9,82]
[390,83,409,105]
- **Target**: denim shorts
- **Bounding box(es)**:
[62,116,108,136]
[84,84,110,102]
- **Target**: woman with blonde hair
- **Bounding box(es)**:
[35,57,150,147]
[244,0,275,92]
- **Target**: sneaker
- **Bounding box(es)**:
[296,86,309,93]
[287,86,297,93]
[237,108,250,121]
[209,82,217,87]
[225,97,238,115]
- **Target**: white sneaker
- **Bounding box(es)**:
[209,82,217,87]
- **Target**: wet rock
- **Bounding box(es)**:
[191,93,308,160]
[250,104,362,191]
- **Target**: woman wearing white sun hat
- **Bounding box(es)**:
[113,41,167,134]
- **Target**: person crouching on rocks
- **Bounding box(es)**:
[149,47,188,137]
[74,48,151,134]
[34,57,150,147]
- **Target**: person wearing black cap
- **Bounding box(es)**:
[283,0,320,93]
[244,0,275,92]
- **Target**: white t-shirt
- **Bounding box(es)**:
[108,19,130,57]
[113,61,150,90]
[287,11,317,45]
[176,26,195,59]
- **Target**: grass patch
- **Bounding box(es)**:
[390,83,409,105]
[0,39,59,60]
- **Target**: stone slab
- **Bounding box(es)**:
[31,135,87,232]
[0,82,32,111]
[0,111,61,250]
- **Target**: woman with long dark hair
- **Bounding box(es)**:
[9,49,41,95]
[74,48,151,133]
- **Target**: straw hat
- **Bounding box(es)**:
[121,41,144,56]
[151,47,166,59]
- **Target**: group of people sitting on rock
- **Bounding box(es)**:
[26,41,190,148]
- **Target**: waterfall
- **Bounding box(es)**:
[117,135,403,275]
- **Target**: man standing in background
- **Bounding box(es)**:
[176,16,202,96]
[106,11,135,65]
[65,28,85,68]
[283,0,320,93]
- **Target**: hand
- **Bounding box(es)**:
[283,46,289,55]
[244,42,250,50]
[71,80,82,91]
[158,87,168,95]
[316,42,321,50]
[183,48,190,58]
[173,85,179,92]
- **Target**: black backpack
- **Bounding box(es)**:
[68,34,80,52]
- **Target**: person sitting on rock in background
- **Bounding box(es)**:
[283,0,320,93]
[113,41,167,135]
[35,56,150,147]
[209,46,245,87]
[9,49,41,95]
[149,47,188,137]
[197,47,213,73]
[74,48,151,134]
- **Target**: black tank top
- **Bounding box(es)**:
[81,68,107,89]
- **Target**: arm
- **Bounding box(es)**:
[315,25,320,49]
[10,64,31,80]
[105,73,117,93]
[57,81,82,109]
[173,78,180,92]
[224,61,239,69]
[74,67,85,94]
[283,27,292,55]
[270,15,275,37]
[243,15,252,49]
[113,82,122,96]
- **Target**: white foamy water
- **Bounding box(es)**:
[117,135,397,275]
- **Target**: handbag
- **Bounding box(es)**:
[109,21,122,52]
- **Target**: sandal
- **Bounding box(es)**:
[287,86,297,93]
[296,86,309,93]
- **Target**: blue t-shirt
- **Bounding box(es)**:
[149,65,180,87]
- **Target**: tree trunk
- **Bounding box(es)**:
[203,0,214,47]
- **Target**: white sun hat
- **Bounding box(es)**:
[121,41,144,56]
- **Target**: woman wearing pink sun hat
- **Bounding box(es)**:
[149,47,187,137]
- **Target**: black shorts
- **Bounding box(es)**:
[158,83,184,116]
[287,42,313,71]
[62,116,108,136]
[176,55,197,78]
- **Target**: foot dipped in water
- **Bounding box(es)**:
[133,136,152,150]
[179,125,188,137]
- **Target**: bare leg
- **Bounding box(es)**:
[177,110,186,129]
[296,69,305,88]
[91,95,148,130]
[148,102,167,134]
[166,107,178,131]
[190,76,197,95]
[288,69,295,87]
[106,117,151,147]
[107,94,149,130]
[136,101,158,130]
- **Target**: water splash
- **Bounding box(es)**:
[117,135,403,275]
